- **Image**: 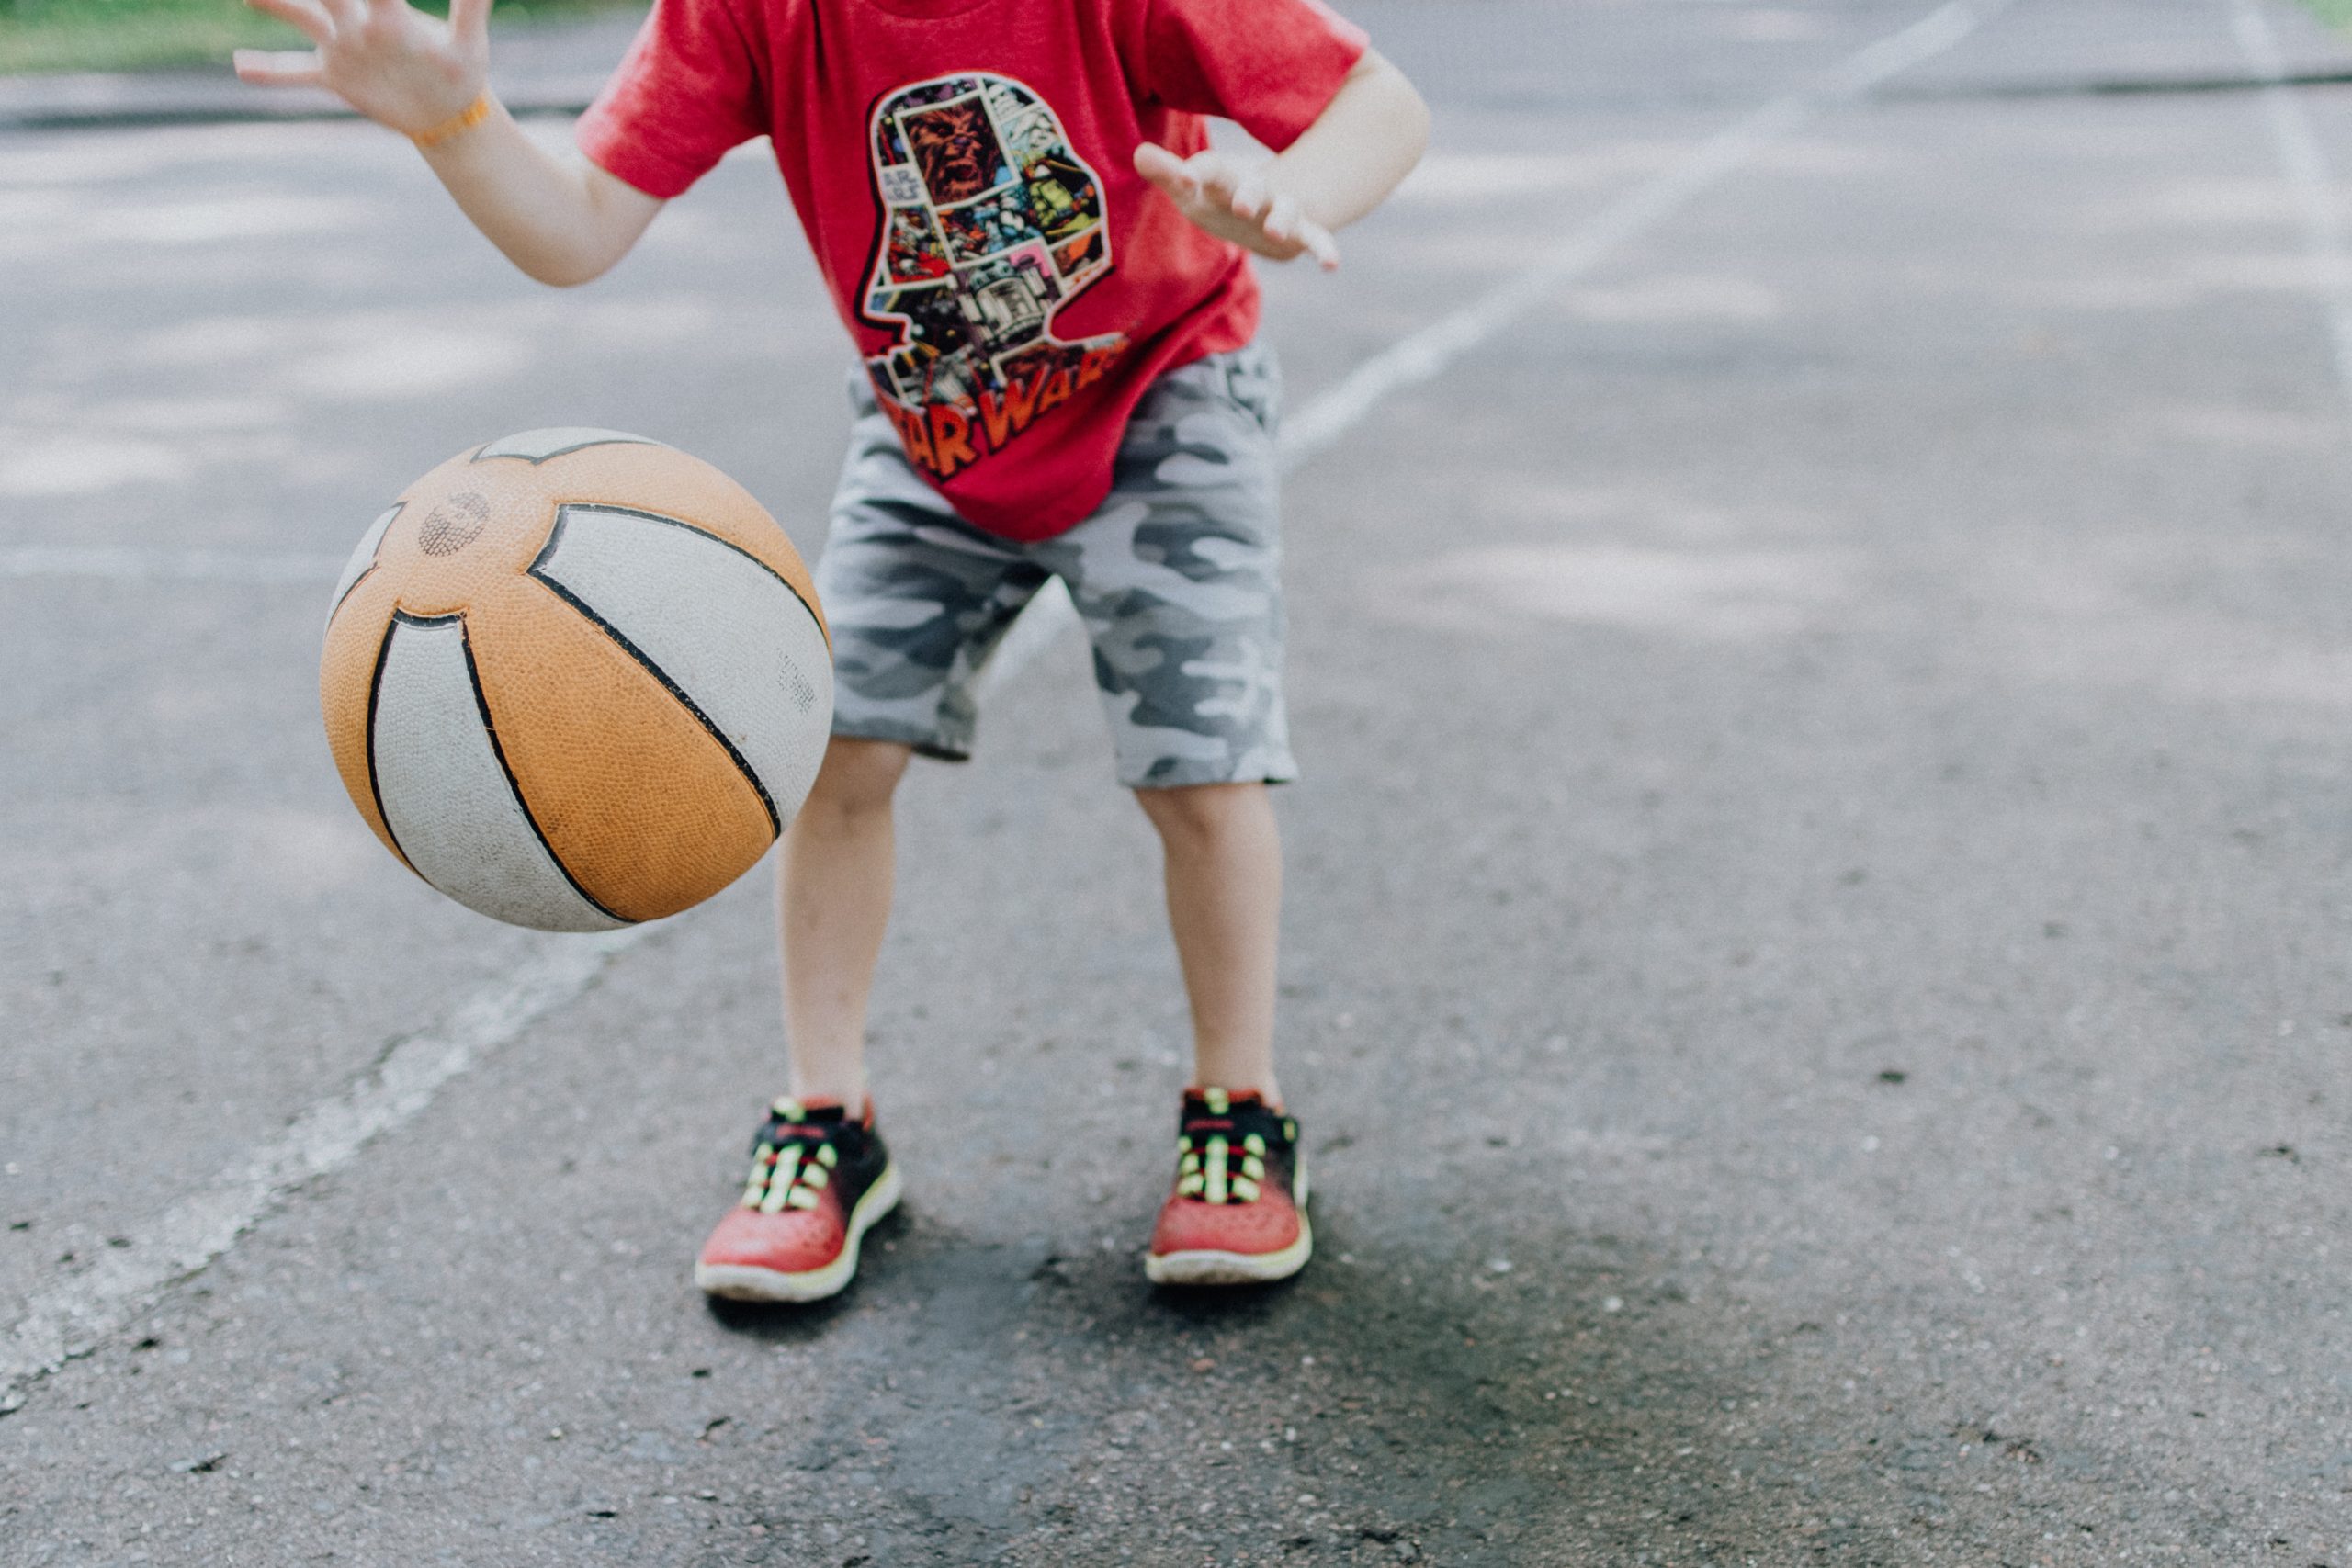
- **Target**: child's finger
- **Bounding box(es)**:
[1192,152,1243,209]
[242,0,336,47]
[1261,191,1304,243]
[1133,142,1184,182]
[1227,171,1272,220]
[1132,141,1198,199]
[446,0,493,47]
[1266,196,1340,269]
[232,47,328,86]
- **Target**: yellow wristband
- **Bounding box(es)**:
[411,94,492,150]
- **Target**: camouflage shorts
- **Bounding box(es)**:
[816,343,1296,789]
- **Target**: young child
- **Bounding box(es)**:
[236,0,1428,1299]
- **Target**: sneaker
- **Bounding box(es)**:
[1145,1086,1312,1285]
[695,1097,900,1303]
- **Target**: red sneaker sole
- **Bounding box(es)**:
[1145,1213,1314,1286]
[695,1161,902,1303]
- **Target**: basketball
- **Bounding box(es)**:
[319,429,833,931]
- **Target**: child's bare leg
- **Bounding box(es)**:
[1134,782,1283,1105]
[778,736,912,1107]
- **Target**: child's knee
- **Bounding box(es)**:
[803,737,911,819]
[1135,781,1268,844]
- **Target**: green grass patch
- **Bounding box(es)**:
[2301,0,2352,31]
[0,0,641,76]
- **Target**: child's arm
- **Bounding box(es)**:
[233,0,660,286]
[1134,49,1430,271]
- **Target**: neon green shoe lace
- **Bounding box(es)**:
[738,1098,841,1214]
[1173,1127,1275,1204]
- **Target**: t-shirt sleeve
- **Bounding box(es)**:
[575,0,766,200]
[1141,0,1371,152]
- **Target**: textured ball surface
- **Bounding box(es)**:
[320,429,832,931]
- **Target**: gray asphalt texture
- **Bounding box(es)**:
[5,0,2352,1562]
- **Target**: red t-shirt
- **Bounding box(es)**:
[577,0,1367,540]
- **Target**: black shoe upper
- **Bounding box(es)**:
[1174,1087,1300,1206]
[737,1099,889,1217]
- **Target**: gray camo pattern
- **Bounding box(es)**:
[815,343,1295,788]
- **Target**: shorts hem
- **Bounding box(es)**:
[1124,761,1301,791]
[831,716,973,764]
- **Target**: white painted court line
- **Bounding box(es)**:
[0,927,650,1410]
[0,0,2002,1412]
[1276,0,1995,470]
[2228,0,2352,423]
[981,0,2001,691]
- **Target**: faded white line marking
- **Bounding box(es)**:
[2228,0,2352,420]
[983,0,2000,691]
[0,926,650,1410]
[1380,542,1859,640]
[1277,0,1993,469]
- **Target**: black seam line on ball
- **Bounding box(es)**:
[468,434,663,467]
[537,502,831,652]
[395,609,631,926]
[362,615,414,877]
[332,502,401,620]
[524,520,783,838]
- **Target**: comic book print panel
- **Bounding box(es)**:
[867,283,976,405]
[938,183,1041,266]
[885,207,951,283]
[900,93,1009,205]
[958,243,1060,342]
[1050,225,1106,279]
[861,71,1129,483]
[1025,154,1101,242]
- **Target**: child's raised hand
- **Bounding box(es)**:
[232,0,489,139]
[1134,142,1340,271]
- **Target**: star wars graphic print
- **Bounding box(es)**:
[861,73,1127,483]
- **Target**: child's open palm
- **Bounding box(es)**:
[233,0,488,137]
[1134,142,1341,270]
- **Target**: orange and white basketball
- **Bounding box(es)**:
[320,429,832,931]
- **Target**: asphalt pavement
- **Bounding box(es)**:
[4,0,2351,1563]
